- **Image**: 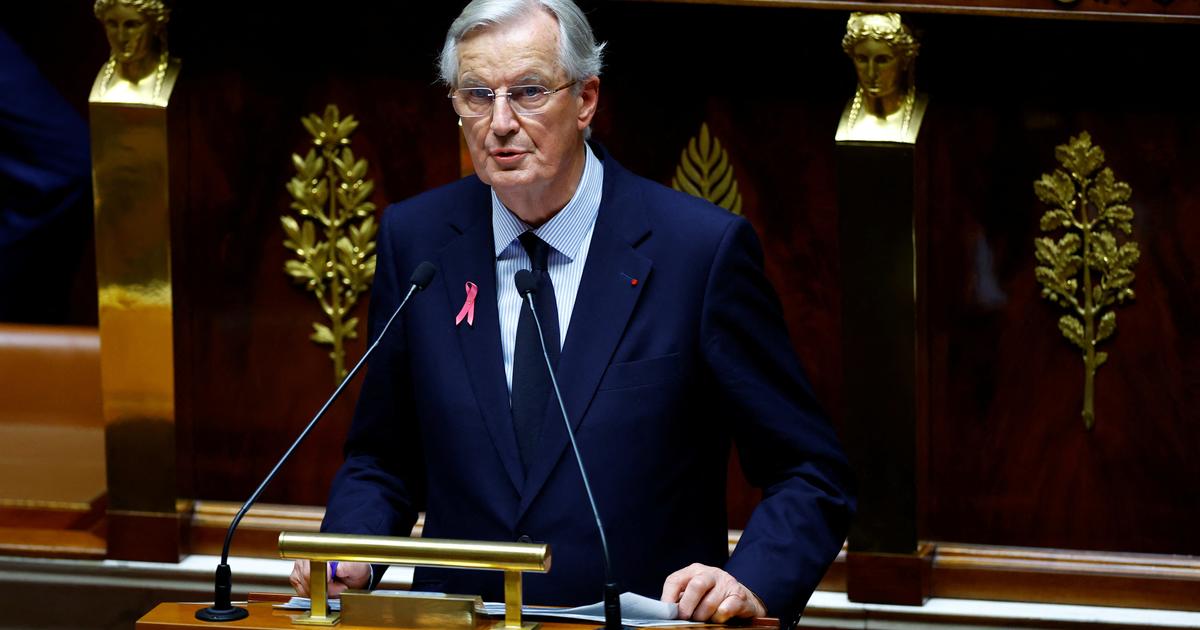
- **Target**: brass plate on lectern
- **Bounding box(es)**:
[291,611,340,626]
[279,533,549,629]
[340,590,489,629]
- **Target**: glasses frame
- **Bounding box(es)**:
[450,80,578,118]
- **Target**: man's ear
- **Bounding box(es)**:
[576,76,600,130]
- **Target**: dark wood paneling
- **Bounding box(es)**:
[916,16,1200,555]
[837,143,920,554]
[167,3,462,505]
[846,544,934,605]
[188,501,323,558]
[12,0,1200,572]
[107,511,182,562]
[0,527,105,560]
[933,544,1200,611]
[591,0,849,422]
[589,2,1200,554]
[588,2,850,530]
[629,0,1200,23]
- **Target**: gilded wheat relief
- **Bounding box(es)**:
[282,105,378,384]
[1033,132,1139,429]
[672,123,743,215]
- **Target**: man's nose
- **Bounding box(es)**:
[489,95,520,136]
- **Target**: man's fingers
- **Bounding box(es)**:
[292,559,375,598]
[677,572,716,620]
[329,579,351,598]
[690,577,734,621]
[711,593,753,624]
[289,559,311,597]
[336,561,372,589]
[661,563,767,622]
[660,563,701,605]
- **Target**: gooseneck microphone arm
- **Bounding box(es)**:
[514,270,631,630]
[196,261,437,622]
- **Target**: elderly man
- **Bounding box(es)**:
[292,0,853,623]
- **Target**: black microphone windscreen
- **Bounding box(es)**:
[410,261,438,290]
[514,269,537,296]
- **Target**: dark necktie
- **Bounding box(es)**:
[511,231,560,474]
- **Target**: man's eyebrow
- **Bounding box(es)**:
[457,70,549,87]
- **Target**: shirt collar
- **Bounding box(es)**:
[491,143,603,261]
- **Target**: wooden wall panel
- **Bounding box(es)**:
[590,3,849,424]
[631,0,1200,23]
[918,16,1200,554]
[167,3,462,505]
[586,3,850,529]
[586,3,1200,551]
[8,0,1198,561]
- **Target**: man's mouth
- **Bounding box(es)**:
[490,149,527,165]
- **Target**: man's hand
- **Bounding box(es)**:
[289,560,371,598]
[661,563,767,623]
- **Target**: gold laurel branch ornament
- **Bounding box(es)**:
[671,123,743,215]
[282,105,378,384]
[1033,131,1139,430]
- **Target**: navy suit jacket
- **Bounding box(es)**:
[323,144,854,616]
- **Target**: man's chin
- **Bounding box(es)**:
[484,169,535,191]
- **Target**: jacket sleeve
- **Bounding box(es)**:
[700,217,856,615]
[321,207,426,547]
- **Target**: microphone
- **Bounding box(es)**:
[513,269,632,630]
[196,261,437,622]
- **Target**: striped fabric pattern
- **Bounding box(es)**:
[491,144,604,394]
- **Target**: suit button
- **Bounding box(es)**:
[517,535,533,544]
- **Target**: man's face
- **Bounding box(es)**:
[102,3,153,64]
[455,10,598,196]
[851,39,902,98]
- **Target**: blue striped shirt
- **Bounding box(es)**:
[492,144,603,394]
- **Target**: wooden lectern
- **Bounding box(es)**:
[142,531,779,629]
[137,599,778,629]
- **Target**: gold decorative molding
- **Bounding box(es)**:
[622,1,1200,25]
[282,105,378,384]
[1034,131,1139,430]
[671,123,743,214]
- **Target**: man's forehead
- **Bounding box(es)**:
[456,18,562,84]
[459,64,556,86]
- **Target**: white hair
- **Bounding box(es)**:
[439,0,605,89]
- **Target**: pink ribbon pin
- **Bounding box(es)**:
[455,281,478,327]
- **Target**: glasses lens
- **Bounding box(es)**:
[506,85,549,114]
[453,87,493,117]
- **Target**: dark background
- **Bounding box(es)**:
[2,0,1196,556]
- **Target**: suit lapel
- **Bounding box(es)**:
[517,161,653,518]
[437,196,525,496]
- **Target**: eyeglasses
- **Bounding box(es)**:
[449,80,577,118]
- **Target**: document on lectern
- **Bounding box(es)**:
[280,591,704,627]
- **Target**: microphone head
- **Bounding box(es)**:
[514,269,537,296]
[410,261,438,290]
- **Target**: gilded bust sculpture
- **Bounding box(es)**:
[90,0,180,107]
[835,12,927,144]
